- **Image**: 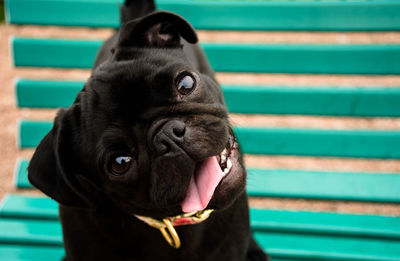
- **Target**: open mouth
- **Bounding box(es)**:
[181,135,238,213]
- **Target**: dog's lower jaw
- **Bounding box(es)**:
[59,192,263,261]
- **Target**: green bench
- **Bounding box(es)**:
[2,194,400,261]
[6,0,400,30]
[2,0,400,260]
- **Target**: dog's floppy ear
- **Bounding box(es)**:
[28,106,89,207]
[118,11,198,48]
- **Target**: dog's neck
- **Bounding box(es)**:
[134,209,214,248]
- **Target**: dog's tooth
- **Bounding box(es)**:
[222,159,233,176]
[227,159,232,170]
[220,154,226,164]
[221,148,228,157]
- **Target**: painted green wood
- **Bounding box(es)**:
[203,43,400,75]
[15,78,400,117]
[18,120,400,159]
[0,194,58,220]
[5,0,400,31]
[15,79,83,108]
[11,38,400,75]
[234,127,400,159]
[1,195,400,260]
[14,159,400,203]
[2,194,400,241]
[250,209,400,241]
[0,219,62,246]
[11,38,102,69]
[254,232,400,261]
[247,169,400,203]
[0,245,301,261]
[0,245,64,261]
[3,218,399,261]
[223,85,400,117]
[17,120,53,148]
[13,159,30,189]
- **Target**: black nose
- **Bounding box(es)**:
[152,120,186,154]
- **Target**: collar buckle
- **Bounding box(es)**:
[134,209,214,248]
[160,218,181,248]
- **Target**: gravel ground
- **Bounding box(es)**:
[1,24,400,215]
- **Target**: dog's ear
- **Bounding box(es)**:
[118,11,198,48]
[28,106,90,207]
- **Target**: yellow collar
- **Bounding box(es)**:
[134,209,214,248]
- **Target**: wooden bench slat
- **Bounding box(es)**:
[250,209,400,240]
[5,218,399,261]
[235,127,400,159]
[15,78,400,117]
[0,219,62,246]
[0,245,64,261]
[0,221,400,260]
[17,120,53,149]
[247,169,400,203]
[11,37,400,75]
[15,79,83,109]
[0,194,58,220]
[224,85,400,117]
[6,0,400,31]
[14,159,400,203]
[1,195,400,260]
[0,244,284,261]
[1,238,396,261]
[13,159,30,189]
[11,37,101,69]
[255,232,400,261]
[18,120,400,159]
[2,195,400,240]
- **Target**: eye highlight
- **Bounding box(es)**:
[109,155,132,176]
[176,74,196,95]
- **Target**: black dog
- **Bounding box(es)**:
[28,0,268,260]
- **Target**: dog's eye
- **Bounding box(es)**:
[176,74,196,95]
[110,156,132,175]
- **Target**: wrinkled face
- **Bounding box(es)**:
[79,47,246,217]
[28,12,247,218]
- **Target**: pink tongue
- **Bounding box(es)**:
[181,156,224,213]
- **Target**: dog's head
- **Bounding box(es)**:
[28,11,246,217]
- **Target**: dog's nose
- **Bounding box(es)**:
[152,120,186,154]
